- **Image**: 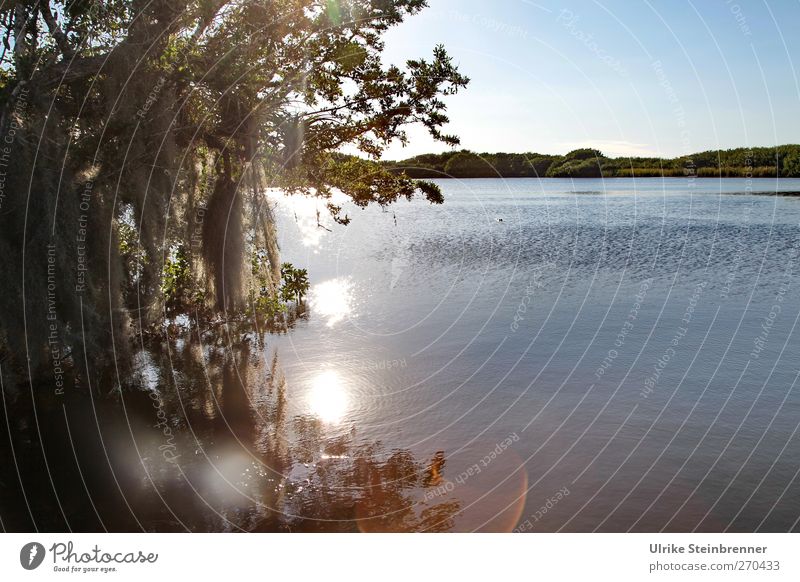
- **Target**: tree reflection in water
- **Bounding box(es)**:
[1,324,472,532]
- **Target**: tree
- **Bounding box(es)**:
[562,148,604,161]
[781,149,800,177]
[280,263,310,304]
[546,150,606,177]
[0,1,468,387]
[443,151,493,178]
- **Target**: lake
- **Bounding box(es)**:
[266,177,800,532]
[8,177,800,532]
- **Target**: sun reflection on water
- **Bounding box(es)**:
[309,277,354,327]
[307,370,349,423]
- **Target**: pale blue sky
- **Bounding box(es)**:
[380,0,800,159]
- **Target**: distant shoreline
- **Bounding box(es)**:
[383,145,800,179]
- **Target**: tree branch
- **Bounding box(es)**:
[38,0,74,59]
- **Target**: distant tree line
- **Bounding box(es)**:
[384,145,800,178]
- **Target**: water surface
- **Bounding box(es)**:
[268,177,800,532]
[7,177,800,532]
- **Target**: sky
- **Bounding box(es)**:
[378,0,800,160]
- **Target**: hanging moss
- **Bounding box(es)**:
[0,1,467,391]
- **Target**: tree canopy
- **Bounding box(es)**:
[0,1,467,388]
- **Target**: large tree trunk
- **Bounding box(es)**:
[203,172,246,313]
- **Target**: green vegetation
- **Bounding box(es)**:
[248,256,309,323]
[385,145,800,178]
[0,1,467,387]
[161,244,197,318]
[280,263,310,304]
